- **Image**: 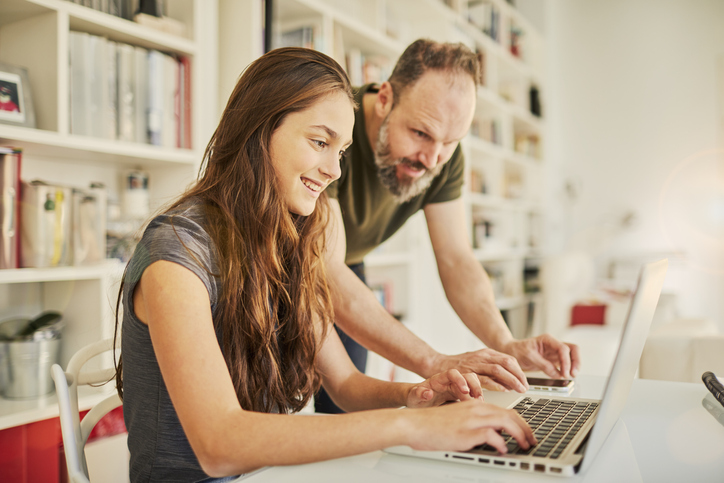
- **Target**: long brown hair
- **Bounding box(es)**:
[114,48,355,413]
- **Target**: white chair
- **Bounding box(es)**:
[51,338,123,483]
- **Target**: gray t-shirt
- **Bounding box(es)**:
[121,200,237,482]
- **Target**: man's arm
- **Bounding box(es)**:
[325,198,527,391]
[424,198,580,379]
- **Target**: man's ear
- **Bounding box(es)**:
[375,81,394,118]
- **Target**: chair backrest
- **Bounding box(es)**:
[51,338,122,483]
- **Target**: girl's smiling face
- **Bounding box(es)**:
[269,90,355,216]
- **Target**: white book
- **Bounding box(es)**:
[134,46,149,143]
[178,58,185,149]
[105,40,118,140]
[69,31,91,136]
[162,53,179,148]
[117,42,136,142]
[346,48,363,86]
[147,50,164,146]
[87,34,107,139]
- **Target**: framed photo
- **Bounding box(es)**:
[0,61,36,128]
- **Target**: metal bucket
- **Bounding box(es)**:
[0,337,61,399]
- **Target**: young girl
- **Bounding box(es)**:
[114,48,535,482]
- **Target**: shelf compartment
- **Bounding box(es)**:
[67,10,197,56]
[0,0,54,27]
[277,0,404,58]
[0,259,120,285]
[0,125,198,167]
[0,383,115,431]
[1,0,196,53]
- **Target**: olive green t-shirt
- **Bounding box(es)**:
[326,84,465,264]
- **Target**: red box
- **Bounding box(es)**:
[571,304,606,326]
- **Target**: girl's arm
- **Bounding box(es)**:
[134,260,535,478]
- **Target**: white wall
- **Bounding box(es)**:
[542,0,724,329]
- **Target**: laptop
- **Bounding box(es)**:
[385,259,668,477]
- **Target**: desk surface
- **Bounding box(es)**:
[237,376,724,483]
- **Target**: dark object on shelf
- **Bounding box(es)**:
[0,311,64,341]
[529,85,542,117]
[136,0,161,17]
[264,0,274,53]
[16,311,63,339]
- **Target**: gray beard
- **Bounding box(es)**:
[374,116,444,203]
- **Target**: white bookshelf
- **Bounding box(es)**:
[0,0,218,427]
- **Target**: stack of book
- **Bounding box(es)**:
[467,1,501,43]
[69,31,192,149]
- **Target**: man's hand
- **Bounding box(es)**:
[500,334,581,379]
[432,348,529,393]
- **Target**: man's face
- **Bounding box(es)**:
[374,70,476,202]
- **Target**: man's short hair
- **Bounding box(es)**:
[387,39,482,103]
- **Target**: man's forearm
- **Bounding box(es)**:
[437,254,514,351]
[328,263,442,378]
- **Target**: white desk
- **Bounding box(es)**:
[237,376,724,483]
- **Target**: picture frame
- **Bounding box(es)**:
[0,61,36,129]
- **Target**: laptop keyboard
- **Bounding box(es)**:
[475,397,599,459]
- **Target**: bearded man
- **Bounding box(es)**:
[317,39,580,414]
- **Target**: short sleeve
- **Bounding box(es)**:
[124,209,219,306]
[428,144,465,204]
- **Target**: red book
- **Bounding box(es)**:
[181,56,192,150]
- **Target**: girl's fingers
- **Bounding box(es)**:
[438,369,471,400]
[479,428,507,454]
[499,412,536,449]
[463,372,484,399]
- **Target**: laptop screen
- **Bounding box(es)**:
[578,259,668,472]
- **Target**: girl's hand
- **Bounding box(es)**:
[407,369,484,408]
[404,399,537,454]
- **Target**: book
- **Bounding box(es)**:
[180,56,192,149]
[162,53,179,148]
[177,56,184,149]
[147,49,165,146]
[69,31,91,136]
[117,42,136,142]
[87,34,108,139]
[0,147,21,269]
[133,13,186,37]
[345,48,363,86]
[105,39,119,140]
[279,26,315,49]
[134,46,149,143]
